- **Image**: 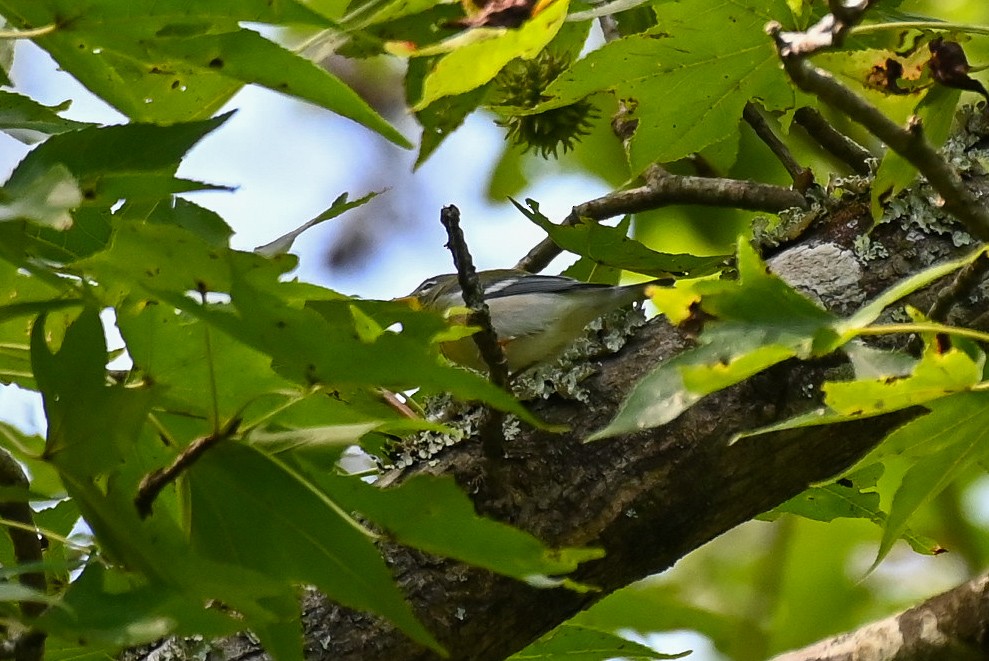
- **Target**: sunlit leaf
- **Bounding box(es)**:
[593,239,837,439]
[408,0,569,109]
[0,0,410,145]
[0,91,92,143]
[255,191,379,257]
[533,0,796,171]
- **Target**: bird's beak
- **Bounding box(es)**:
[393,295,424,311]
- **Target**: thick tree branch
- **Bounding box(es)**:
[0,448,46,661]
[196,128,989,657]
[769,571,989,661]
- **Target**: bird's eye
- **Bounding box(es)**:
[413,278,440,295]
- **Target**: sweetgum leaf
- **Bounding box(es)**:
[593,239,837,439]
[408,0,569,109]
[0,0,407,145]
[823,346,982,416]
[0,91,92,142]
[321,473,604,582]
[533,0,796,171]
[36,564,240,647]
[30,308,156,475]
[510,624,686,660]
[767,464,940,555]
[875,393,989,565]
[186,441,442,654]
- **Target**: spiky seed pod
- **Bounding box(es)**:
[492,52,598,159]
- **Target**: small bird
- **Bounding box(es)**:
[402,269,671,373]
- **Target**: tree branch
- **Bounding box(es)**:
[0,448,46,661]
[769,571,989,661]
[743,102,812,189]
[793,107,873,175]
[770,13,989,241]
[515,167,807,272]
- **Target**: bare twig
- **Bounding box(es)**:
[793,107,873,175]
[135,416,241,518]
[515,167,808,272]
[770,24,989,242]
[0,448,46,661]
[438,206,510,463]
[743,102,813,189]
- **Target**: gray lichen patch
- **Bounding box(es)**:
[768,243,865,310]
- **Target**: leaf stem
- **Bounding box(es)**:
[0,516,86,551]
[855,322,989,345]
[0,24,56,39]
[849,22,989,38]
[201,295,221,434]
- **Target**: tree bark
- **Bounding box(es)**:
[769,571,989,661]
[146,108,989,661]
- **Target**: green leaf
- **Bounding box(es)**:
[36,564,241,647]
[43,637,120,661]
[593,239,837,439]
[510,624,686,660]
[0,164,81,230]
[513,198,726,278]
[4,116,230,235]
[574,583,734,651]
[0,581,61,605]
[117,300,303,427]
[823,346,983,416]
[409,0,570,109]
[246,422,381,457]
[150,29,410,147]
[322,473,604,582]
[186,441,443,654]
[767,464,941,555]
[533,0,796,171]
[163,265,542,424]
[77,218,295,298]
[1,1,408,144]
[255,191,379,257]
[31,308,157,475]
[774,464,884,523]
[875,392,989,564]
[0,91,93,142]
[146,197,233,248]
[414,81,490,167]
